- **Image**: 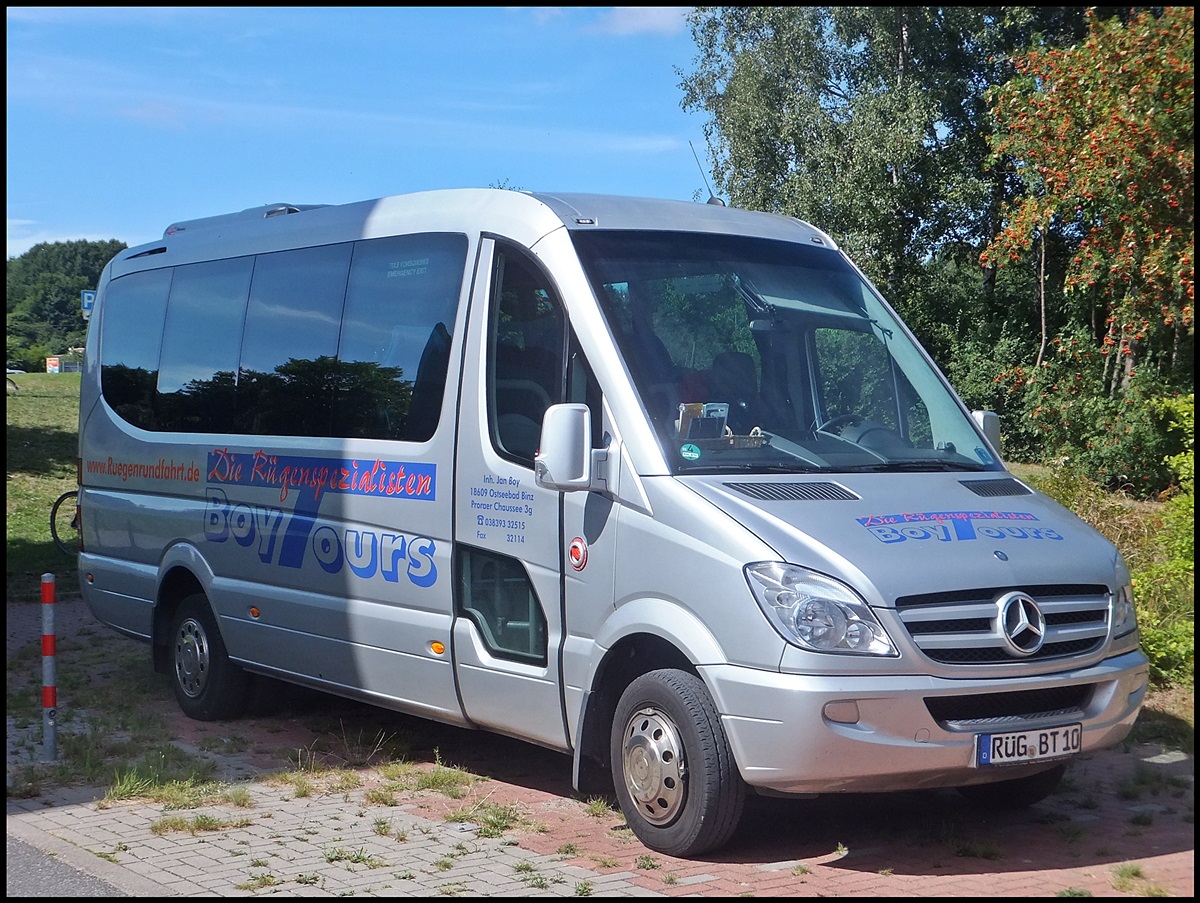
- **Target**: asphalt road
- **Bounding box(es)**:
[6,834,126,897]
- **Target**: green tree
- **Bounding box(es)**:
[977,7,1194,493]
[678,7,1192,493]
[677,6,1092,361]
[982,7,1194,391]
[6,238,126,371]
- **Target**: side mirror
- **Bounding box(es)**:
[971,410,1001,457]
[535,404,593,492]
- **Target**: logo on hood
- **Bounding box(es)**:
[856,510,1063,545]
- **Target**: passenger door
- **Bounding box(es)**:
[451,240,572,748]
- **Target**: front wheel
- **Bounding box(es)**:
[610,669,745,857]
[170,592,249,721]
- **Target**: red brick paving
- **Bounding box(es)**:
[9,597,1194,897]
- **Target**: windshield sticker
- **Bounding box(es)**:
[680,443,702,461]
[857,510,1064,545]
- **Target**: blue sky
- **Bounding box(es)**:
[6,6,712,260]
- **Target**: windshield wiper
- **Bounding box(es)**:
[683,462,826,475]
[838,460,988,473]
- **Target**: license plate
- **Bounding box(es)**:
[976,723,1082,766]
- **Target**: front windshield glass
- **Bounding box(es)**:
[571,230,1002,475]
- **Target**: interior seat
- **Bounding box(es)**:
[708,350,762,433]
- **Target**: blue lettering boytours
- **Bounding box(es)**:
[205,449,438,586]
[856,510,1064,545]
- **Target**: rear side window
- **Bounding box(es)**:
[333,233,464,441]
[99,268,173,430]
[156,257,253,433]
[95,233,467,441]
[237,243,352,437]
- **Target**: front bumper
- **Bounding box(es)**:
[701,649,1149,794]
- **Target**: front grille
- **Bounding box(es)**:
[896,585,1110,665]
[925,685,1092,727]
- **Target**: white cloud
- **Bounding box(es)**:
[589,7,691,37]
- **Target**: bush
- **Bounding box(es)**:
[1050,387,1178,498]
[953,324,1187,499]
[1133,394,1195,687]
[1018,393,1194,690]
[1139,618,1195,687]
[945,330,1031,428]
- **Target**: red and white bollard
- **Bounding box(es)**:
[41,573,58,761]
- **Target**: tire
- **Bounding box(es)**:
[170,592,249,721]
[956,762,1066,809]
[50,490,79,555]
[610,669,745,857]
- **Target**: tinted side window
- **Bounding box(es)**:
[237,243,352,436]
[100,234,467,439]
[813,327,931,445]
[568,335,604,448]
[457,547,547,665]
[488,250,566,464]
[333,233,466,441]
[100,268,172,430]
[156,257,253,433]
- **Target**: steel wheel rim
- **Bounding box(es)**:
[174,617,210,698]
[621,706,686,825]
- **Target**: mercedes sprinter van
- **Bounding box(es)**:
[77,189,1149,856]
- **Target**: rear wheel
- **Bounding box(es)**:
[610,669,745,857]
[50,490,79,555]
[957,763,1066,809]
[170,592,249,721]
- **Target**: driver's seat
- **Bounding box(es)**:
[708,350,761,433]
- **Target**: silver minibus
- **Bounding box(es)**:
[77,189,1149,856]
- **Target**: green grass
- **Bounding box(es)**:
[6,372,82,603]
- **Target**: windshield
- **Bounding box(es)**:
[572,230,1002,475]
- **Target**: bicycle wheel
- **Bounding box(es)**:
[50,490,80,555]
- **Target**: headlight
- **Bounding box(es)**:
[745,562,896,656]
[1112,582,1138,639]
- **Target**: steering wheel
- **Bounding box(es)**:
[814,413,861,434]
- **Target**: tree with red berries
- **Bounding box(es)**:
[983,7,1193,393]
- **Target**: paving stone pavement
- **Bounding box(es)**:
[7,596,1195,897]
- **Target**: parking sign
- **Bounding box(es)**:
[81,289,96,320]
